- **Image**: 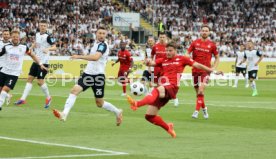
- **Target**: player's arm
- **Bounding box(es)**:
[239,52,247,65]
[111,59,119,67]
[27,48,48,71]
[255,50,263,66]
[71,43,107,61]
[185,41,194,57]
[43,35,57,53]
[0,46,6,56]
[144,58,156,66]
[192,62,223,75]
[212,54,220,69]
[212,44,220,69]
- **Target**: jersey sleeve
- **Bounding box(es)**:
[0,46,6,56]
[182,56,195,66]
[25,46,31,55]
[212,43,219,56]
[155,58,164,67]
[244,52,247,59]
[47,35,56,45]
[256,50,262,57]
[187,41,195,54]
[96,43,107,54]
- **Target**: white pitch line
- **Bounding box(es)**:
[0,136,128,158]
[0,153,125,159]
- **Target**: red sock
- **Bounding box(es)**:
[195,94,204,111]
[136,88,159,107]
[122,82,126,93]
[145,114,169,131]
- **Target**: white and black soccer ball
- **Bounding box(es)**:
[130,82,145,96]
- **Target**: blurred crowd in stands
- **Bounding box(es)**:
[0,0,276,58]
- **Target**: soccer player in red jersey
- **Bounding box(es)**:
[187,25,220,119]
[151,32,179,106]
[112,41,133,96]
[127,42,222,138]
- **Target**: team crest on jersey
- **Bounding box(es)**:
[19,48,22,52]
[207,45,211,48]
[175,58,180,61]
[196,43,200,46]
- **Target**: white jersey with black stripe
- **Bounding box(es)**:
[0,43,29,76]
[84,41,109,75]
[244,50,262,71]
[34,32,55,64]
[235,51,246,68]
[0,40,11,68]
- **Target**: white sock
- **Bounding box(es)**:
[62,94,77,115]
[21,83,32,100]
[6,93,10,99]
[41,83,50,98]
[234,76,239,86]
[0,91,8,108]
[102,101,120,116]
[245,76,248,85]
[251,81,256,90]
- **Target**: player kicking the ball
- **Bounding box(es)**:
[126,42,222,138]
[52,26,123,126]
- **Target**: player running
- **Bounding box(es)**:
[112,41,133,96]
[52,26,123,126]
[0,30,47,111]
[187,25,220,119]
[151,32,179,106]
[240,41,263,96]
[233,44,248,88]
[127,42,222,138]
[15,20,56,108]
[0,29,12,105]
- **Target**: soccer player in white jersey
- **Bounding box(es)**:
[0,30,47,111]
[0,29,13,105]
[141,37,155,94]
[53,27,123,126]
[233,44,248,88]
[15,20,56,108]
[240,41,263,96]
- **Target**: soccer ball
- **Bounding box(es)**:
[130,82,145,96]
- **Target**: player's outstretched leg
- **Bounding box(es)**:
[145,106,176,138]
[251,80,258,96]
[97,99,123,126]
[6,93,12,105]
[15,82,32,105]
[126,88,160,111]
[53,93,77,121]
[173,98,179,107]
[0,91,8,111]
[39,82,52,108]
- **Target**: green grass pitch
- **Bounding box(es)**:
[0,79,276,159]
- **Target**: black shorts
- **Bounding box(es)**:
[236,67,246,75]
[0,72,18,90]
[141,70,153,82]
[248,70,258,79]
[77,73,105,98]
[29,62,49,79]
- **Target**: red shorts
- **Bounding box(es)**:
[192,72,210,88]
[152,85,179,109]
[118,69,129,83]
[153,67,162,84]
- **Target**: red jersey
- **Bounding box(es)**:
[151,43,167,60]
[188,39,218,73]
[155,55,195,87]
[118,50,132,70]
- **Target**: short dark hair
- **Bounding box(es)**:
[166,42,177,49]
[11,30,20,35]
[97,26,106,31]
[40,20,48,24]
[201,25,211,31]
[2,28,10,33]
[159,32,166,36]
